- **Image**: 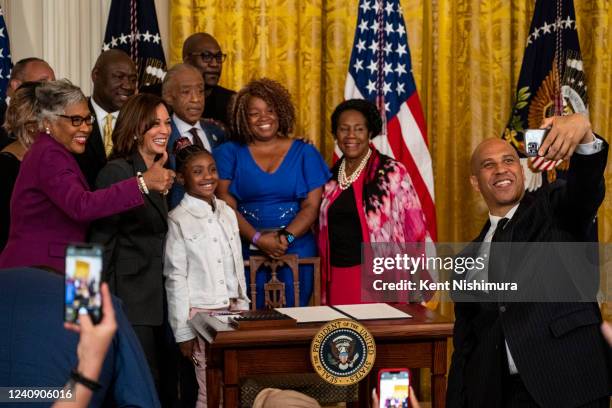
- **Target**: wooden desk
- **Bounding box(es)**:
[191,304,453,408]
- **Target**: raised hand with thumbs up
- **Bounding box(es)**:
[141,151,176,194]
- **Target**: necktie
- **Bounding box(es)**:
[492,218,509,242]
[467,218,510,284]
[188,127,205,149]
[488,217,510,284]
[103,113,114,157]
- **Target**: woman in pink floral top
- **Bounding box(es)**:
[317,99,427,305]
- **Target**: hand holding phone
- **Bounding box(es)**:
[536,113,594,160]
[63,283,117,377]
[64,244,103,325]
[524,128,550,157]
[378,368,410,408]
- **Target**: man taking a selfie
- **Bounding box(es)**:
[447,113,612,407]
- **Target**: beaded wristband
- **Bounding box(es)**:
[136,172,149,195]
[251,232,262,245]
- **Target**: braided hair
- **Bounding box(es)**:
[173,137,212,173]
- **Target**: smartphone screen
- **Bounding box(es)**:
[379,369,410,408]
[64,244,103,324]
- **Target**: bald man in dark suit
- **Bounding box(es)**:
[447,113,612,408]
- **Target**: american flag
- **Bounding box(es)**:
[102,0,166,89]
[503,0,584,186]
[0,7,12,101]
[344,0,437,241]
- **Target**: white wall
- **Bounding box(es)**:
[2,0,169,95]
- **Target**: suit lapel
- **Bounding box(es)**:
[201,120,218,148]
[88,99,106,163]
[130,152,168,228]
[473,192,536,244]
[167,120,181,170]
[503,193,536,242]
[494,194,536,286]
[474,220,491,243]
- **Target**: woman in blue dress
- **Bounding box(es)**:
[214,78,330,308]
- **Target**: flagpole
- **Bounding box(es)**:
[102,0,166,89]
[554,0,563,116]
[375,2,387,136]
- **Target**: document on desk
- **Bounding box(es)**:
[188,312,217,343]
[333,303,412,320]
[275,306,349,323]
[212,314,233,324]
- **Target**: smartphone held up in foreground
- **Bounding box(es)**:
[524,128,551,157]
[378,368,410,408]
[64,244,103,324]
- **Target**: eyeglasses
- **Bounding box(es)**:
[189,52,227,63]
[56,114,95,127]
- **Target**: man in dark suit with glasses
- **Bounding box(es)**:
[182,32,235,129]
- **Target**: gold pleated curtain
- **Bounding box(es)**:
[169,0,612,244]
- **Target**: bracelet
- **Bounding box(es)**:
[251,232,262,245]
[136,172,149,195]
[70,369,102,391]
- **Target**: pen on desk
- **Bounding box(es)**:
[209,311,242,316]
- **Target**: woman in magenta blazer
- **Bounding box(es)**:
[0,80,175,272]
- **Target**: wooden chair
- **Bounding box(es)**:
[245,254,321,310]
[241,255,353,407]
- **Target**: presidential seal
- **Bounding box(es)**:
[310,319,376,386]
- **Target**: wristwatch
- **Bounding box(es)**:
[279,228,296,245]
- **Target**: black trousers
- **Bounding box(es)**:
[132,325,162,387]
[133,324,198,408]
[503,374,610,408]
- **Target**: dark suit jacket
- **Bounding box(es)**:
[89,152,168,326]
[204,85,235,128]
[75,99,108,189]
[447,140,612,408]
[0,100,13,150]
[166,118,226,209]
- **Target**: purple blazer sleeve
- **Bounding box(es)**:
[38,147,144,222]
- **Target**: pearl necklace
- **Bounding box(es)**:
[338,148,371,190]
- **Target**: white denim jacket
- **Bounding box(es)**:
[164,194,249,342]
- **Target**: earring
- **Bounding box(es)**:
[45,127,51,135]
[133,135,137,140]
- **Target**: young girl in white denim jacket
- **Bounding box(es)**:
[163,140,249,407]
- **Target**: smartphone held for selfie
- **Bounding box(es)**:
[64,244,103,324]
[524,128,550,157]
[378,368,410,408]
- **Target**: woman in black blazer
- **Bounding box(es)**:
[89,93,174,389]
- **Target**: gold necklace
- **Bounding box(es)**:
[338,148,371,190]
